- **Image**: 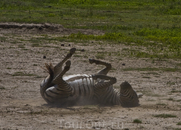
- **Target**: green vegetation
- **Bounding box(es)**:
[1,0,181,59]
[171,90,181,93]
[142,76,151,79]
[133,119,142,123]
[142,72,160,75]
[177,122,181,125]
[18,44,25,48]
[156,103,166,106]
[0,86,5,90]
[123,67,181,72]
[167,81,176,86]
[153,114,177,118]
[0,36,6,42]
[12,71,37,76]
[29,110,43,115]
[168,98,174,101]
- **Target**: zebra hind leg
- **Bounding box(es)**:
[54,48,76,79]
[92,74,116,89]
[89,59,112,75]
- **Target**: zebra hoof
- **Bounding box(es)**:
[89,59,94,64]
[89,59,98,64]
[70,48,76,54]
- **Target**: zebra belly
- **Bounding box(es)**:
[66,74,95,104]
[94,86,120,105]
[43,74,96,105]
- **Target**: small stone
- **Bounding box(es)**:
[43,56,46,59]
[81,49,85,52]
[38,27,43,30]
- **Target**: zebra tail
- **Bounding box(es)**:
[45,63,54,77]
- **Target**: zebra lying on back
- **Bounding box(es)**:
[40,48,139,107]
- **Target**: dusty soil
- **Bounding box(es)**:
[0,23,181,130]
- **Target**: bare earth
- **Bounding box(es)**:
[0,23,181,130]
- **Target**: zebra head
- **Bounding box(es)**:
[119,81,139,107]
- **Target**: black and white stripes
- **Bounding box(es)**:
[120,81,139,107]
[40,48,140,107]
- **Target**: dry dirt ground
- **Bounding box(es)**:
[0,23,181,130]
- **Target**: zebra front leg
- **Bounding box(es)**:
[54,48,76,79]
[92,74,116,89]
[89,59,112,75]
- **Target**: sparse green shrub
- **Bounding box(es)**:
[133,119,142,123]
[68,32,126,41]
[58,0,99,5]
[0,86,5,90]
[1,0,181,59]
[153,114,177,118]
[13,72,36,76]
[177,122,181,125]
[168,98,174,101]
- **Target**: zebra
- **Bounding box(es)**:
[40,48,139,107]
